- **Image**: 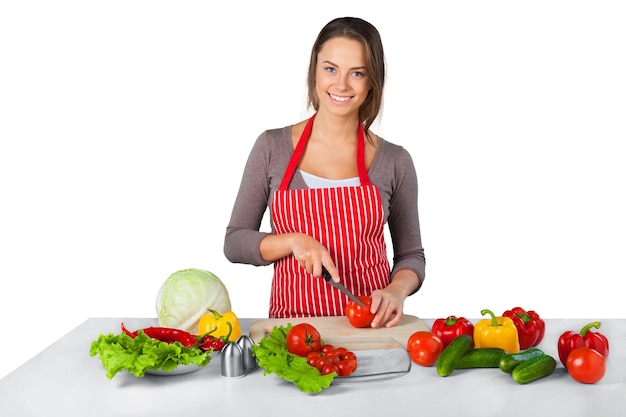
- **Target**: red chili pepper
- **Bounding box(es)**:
[120,322,199,348]
[502,307,545,350]
[197,321,233,352]
[121,322,138,338]
[431,316,475,349]
[558,321,610,367]
[198,334,226,352]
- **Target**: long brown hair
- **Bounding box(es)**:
[307,17,385,141]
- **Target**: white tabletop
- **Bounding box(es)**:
[1,317,624,417]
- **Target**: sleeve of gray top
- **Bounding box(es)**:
[224,132,274,266]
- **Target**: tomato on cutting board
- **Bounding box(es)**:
[286,323,322,357]
[345,295,376,328]
[406,331,444,366]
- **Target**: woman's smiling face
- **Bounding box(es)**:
[314,37,371,118]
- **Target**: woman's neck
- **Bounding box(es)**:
[310,111,360,145]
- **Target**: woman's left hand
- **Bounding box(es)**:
[369,269,421,328]
[369,287,404,328]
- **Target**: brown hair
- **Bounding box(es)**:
[307,17,385,140]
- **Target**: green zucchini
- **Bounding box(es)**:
[455,348,507,369]
[511,354,556,384]
[436,334,473,377]
[499,348,545,374]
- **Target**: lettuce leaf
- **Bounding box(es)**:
[251,324,334,393]
[90,330,211,379]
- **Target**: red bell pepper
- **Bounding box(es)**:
[558,321,610,367]
[431,315,475,349]
[502,307,545,350]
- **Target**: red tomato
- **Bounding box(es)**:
[320,344,336,354]
[406,331,444,366]
[340,351,357,362]
[325,353,340,364]
[336,360,354,376]
[345,295,376,328]
[285,323,322,357]
[321,363,339,375]
[315,355,334,371]
[335,347,348,356]
[566,347,606,384]
[306,351,321,367]
[344,357,358,372]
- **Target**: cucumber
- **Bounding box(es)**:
[511,354,556,384]
[436,334,473,377]
[499,348,545,374]
[455,348,507,369]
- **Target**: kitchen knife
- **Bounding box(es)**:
[321,266,366,307]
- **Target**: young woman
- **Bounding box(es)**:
[224,17,425,328]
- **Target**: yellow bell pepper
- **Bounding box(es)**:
[474,309,520,353]
[197,309,242,342]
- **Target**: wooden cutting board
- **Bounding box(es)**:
[248,315,428,348]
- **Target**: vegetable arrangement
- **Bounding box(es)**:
[91,317,245,379]
[434,335,556,384]
[407,308,611,386]
[90,324,213,379]
[251,323,359,393]
[558,321,609,384]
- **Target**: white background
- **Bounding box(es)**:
[1,1,624,380]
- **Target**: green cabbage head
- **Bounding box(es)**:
[156,268,232,333]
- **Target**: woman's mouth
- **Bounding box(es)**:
[329,93,352,103]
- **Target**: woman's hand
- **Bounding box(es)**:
[369,269,421,328]
[259,232,340,281]
[288,233,340,281]
[369,287,404,328]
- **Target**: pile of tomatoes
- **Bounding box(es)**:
[285,323,358,377]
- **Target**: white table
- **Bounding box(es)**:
[1,317,624,417]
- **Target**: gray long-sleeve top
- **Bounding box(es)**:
[224,125,426,292]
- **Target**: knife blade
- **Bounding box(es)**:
[321,266,365,307]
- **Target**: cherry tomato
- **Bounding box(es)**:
[321,363,339,375]
[285,323,322,357]
[345,295,376,328]
[325,353,340,364]
[340,351,357,362]
[566,347,606,384]
[343,357,358,372]
[335,347,348,357]
[336,360,354,376]
[406,331,444,366]
[315,355,334,371]
[306,351,321,367]
[320,344,336,354]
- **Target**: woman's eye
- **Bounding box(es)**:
[352,71,365,78]
[325,67,336,73]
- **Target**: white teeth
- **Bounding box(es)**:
[330,94,350,102]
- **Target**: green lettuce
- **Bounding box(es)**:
[251,324,335,393]
[90,330,211,379]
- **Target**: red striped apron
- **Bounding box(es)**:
[269,113,390,318]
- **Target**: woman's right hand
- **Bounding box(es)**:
[260,232,340,282]
[288,233,341,282]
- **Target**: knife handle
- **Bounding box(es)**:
[321,266,332,282]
